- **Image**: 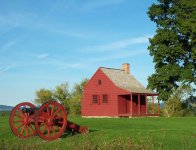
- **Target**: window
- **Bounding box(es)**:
[98,80,102,85]
[102,94,108,104]
[92,95,98,104]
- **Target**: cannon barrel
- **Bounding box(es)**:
[21,107,36,114]
[9,101,88,141]
[67,121,88,134]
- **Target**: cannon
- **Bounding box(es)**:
[9,101,88,141]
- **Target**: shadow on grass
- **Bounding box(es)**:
[60,129,98,139]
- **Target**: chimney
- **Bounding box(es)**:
[122,63,130,74]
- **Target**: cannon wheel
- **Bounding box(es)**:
[9,102,36,138]
[35,101,67,141]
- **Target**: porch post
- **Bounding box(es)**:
[138,95,140,115]
[158,99,160,114]
[145,95,148,115]
[130,93,132,116]
[152,96,154,114]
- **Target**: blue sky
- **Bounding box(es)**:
[0,0,157,106]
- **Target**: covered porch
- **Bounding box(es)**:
[118,93,160,117]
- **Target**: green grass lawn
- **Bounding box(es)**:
[0,115,195,150]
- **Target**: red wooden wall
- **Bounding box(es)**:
[82,68,148,117]
[82,69,130,117]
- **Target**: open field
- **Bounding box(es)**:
[0,115,195,150]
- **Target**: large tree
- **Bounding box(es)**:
[147,0,196,101]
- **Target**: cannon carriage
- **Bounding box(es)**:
[9,101,88,141]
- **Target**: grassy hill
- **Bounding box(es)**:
[0,116,195,150]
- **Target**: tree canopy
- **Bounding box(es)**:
[147,0,196,101]
[34,79,88,115]
[163,84,194,116]
[35,89,53,104]
[53,82,70,112]
[69,78,89,115]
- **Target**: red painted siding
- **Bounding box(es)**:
[82,69,129,117]
[82,68,149,117]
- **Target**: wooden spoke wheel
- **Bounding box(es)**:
[35,101,67,141]
[9,102,36,138]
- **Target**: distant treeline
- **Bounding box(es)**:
[0,111,10,116]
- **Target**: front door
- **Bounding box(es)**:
[132,95,139,115]
[140,95,146,114]
[118,95,130,114]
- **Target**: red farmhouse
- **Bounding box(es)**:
[82,63,160,117]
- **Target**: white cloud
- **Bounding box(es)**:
[89,49,147,62]
[57,63,85,70]
[80,0,126,11]
[36,53,49,59]
[0,64,15,73]
[59,0,126,13]
[80,35,152,52]
[22,54,86,70]
[0,13,38,28]
[42,27,90,39]
[1,40,17,51]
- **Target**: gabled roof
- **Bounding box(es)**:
[100,67,156,94]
